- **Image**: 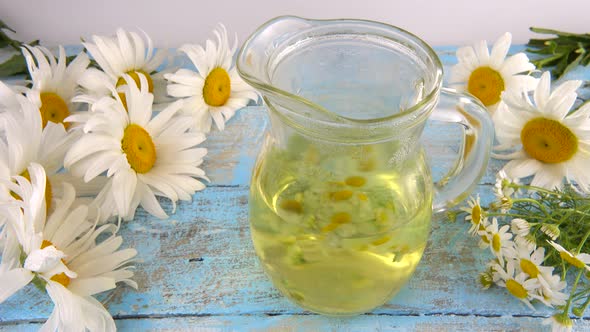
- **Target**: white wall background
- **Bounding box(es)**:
[1,0,588,48]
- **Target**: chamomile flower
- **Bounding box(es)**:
[477,217,491,249]
[0,87,75,209]
[80,28,168,103]
[509,242,558,292]
[543,313,573,332]
[460,195,485,235]
[548,240,590,271]
[0,163,137,331]
[492,170,520,212]
[510,218,530,237]
[450,32,537,113]
[165,24,258,132]
[479,217,514,264]
[493,71,590,192]
[537,271,568,307]
[21,45,90,128]
[492,260,542,310]
[65,74,208,221]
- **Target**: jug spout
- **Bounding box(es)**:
[236,16,345,123]
[237,16,444,139]
[237,16,314,90]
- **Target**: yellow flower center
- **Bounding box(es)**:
[10,169,52,214]
[203,67,231,107]
[321,212,352,233]
[280,199,303,214]
[506,279,528,299]
[467,66,505,107]
[117,70,154,93]
[521,118,578,164]
[559,251,586,268]
[520,259,539,278]
[330,190,353,201]
[121,124,156,174]
[345,176,367,187]
[40,240,71,287]
[471,205,482,225]
[492,233,501,252]
[39,92,70,128]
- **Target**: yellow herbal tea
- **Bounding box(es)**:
[249,139,432,315]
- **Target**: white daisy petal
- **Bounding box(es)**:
[168,83,199,98]
[474,40,490,64]
[139,186,169,219]
[112,168,137,217]
[68,276,116,297]
[533,72,552,110]
[500,53,535,76]
[0,268,34,302]
[489,32,511,68]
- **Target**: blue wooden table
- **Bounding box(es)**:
[2,46,590,331]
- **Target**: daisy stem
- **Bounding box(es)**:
[511,198,551,216]
[564,208,590,219]
[484,212,559,223]
[576,228,590,254]
[563,268,585,315]
[574,294,590,317]
[513,184,557,196]
[561,260,568,280]
[572,287,590,301]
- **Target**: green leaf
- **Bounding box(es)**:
[532,53,565,68]
[553,54,570,78]
[0,53,27,76]
[527,27,590,78]
[530,27,590,40]
[557,46,585,79]
[0,20,16,33]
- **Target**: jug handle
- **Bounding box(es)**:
[429,88,494,213]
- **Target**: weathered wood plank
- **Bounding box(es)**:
[0,185,570,323]
[2,46,590,330]
[3,313,588,332]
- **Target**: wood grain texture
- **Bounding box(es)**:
[4,314,590,332]
[2,46,590,330]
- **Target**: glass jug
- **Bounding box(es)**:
[237,16,494,316]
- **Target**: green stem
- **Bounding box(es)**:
[576,228,590,253]
[574,293,590,316]
[484,212,559,223]
[512,198,551,216]
[564,209,590,218]
[563,268,585,314]
[558,209,576,226]
[513,184,558,196]
[561,260,568,280]
[572,286,590,301]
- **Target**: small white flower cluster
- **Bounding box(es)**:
[0,25,257,331]
[460,174,590,332]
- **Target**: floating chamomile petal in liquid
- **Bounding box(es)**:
[249,138,432,315]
